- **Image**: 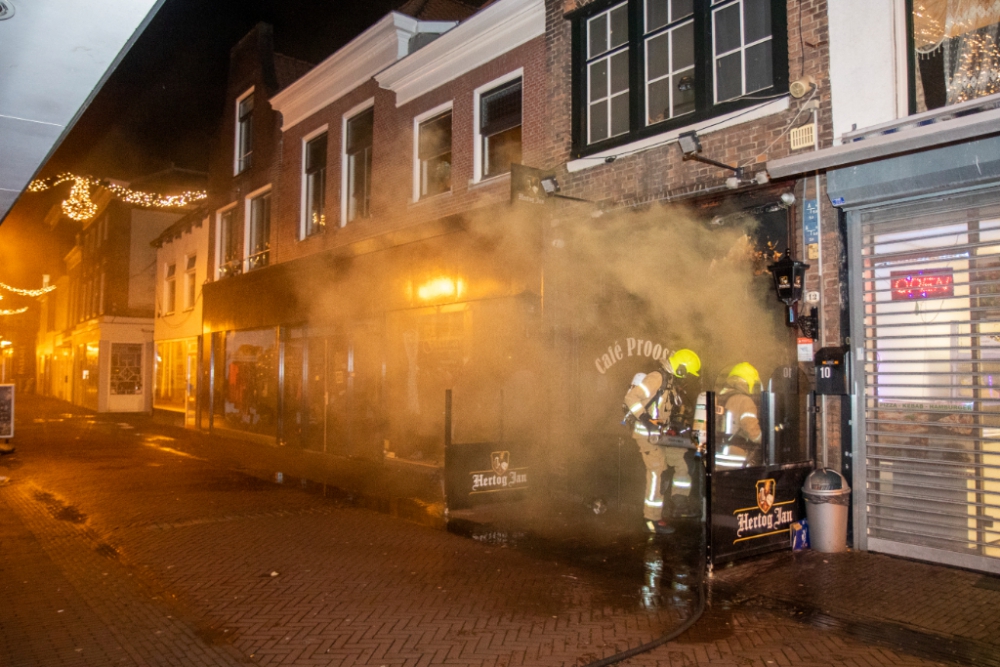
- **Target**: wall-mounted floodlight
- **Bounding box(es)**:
[539,176,595,203]
[678,131,744,181]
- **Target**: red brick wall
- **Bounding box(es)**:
[205,24,286,281]
[271,36,548,266]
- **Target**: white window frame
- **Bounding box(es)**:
[183,253,197,311]
[711,0,773,104]
[300,124,330,239]
[234,87,255,175]
[215,202,238,280]
[586,2,630,145]
[472,69,524,184]
[412,101,454,203]
[243,184,272,273]
[340,98,375,227]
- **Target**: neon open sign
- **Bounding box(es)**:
[890,269,954,300]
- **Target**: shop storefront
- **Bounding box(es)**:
[832,135,1000,574]
[154,337,199,425]
[200,211,544,466]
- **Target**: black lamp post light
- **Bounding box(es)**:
[768,248,818,337]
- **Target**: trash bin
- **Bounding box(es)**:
[802,468,850,553]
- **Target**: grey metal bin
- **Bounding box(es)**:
[802,468,851,553]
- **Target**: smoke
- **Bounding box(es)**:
[289,196,794,496]
[554,202,791,384]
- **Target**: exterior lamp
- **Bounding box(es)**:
[768,248,810,328]
[678,131,744,181]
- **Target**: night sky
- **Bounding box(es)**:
[1,0,452,287]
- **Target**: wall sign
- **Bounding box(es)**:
[593,337,672,374]
[0,385,13,438]
[890,268,954,300]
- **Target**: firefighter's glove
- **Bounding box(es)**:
[639,413,656,430]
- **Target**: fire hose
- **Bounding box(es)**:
[581,431,709,667]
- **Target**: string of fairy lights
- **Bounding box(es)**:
[28,173,208,222]
[0,281,56,316]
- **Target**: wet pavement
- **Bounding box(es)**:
[1,394,998,666]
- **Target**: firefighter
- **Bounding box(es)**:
[623,348,701,533]
[719,362,763,467]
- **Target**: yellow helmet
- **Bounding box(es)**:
[728,362,760,392]
[668,348,701,378]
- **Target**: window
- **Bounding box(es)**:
[346,107,374,223]
[218,208,240,278]
[303,131,327,237]
[184,255,197,310]
[246,190,271,271]
[910,3,1000,113]
[110,343,143,395]
[164,263,176,315]
[417,109,452,198]
[571,0,786,155]
[479,77,523,179]
[236,89,254,174]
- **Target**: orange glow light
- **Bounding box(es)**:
[417,276,465,302]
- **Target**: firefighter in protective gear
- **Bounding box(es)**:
[623,349,701,532]
[719,362,763,467]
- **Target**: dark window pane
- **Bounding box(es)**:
[481,79,522,136]
[418,112,452,159]
[590,100,609,142]
[745,40,773,93]
[485,126,522,177]
[590,59,608,102]
[672,0,693,20]
[346,108,374,154]
[421,153,451,197]
[306,133,327,173]
[716,51,742,101]
[646,0,669,32]
[647,32,670,80]
[610,4,629,48]
[611,51,630,94]
[348,147,371,221]
[714,3,741,54]
[674,67,696,115]
[611,93,630,136]
[647,77,671,124]
[589,13,608,57]
[744,0,771,43]
[673,20,695,70]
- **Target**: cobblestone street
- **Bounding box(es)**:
[1,395,997,666]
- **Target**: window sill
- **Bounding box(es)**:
[411,190,454,205]
[469,172,512,189]
[566,96,789,173]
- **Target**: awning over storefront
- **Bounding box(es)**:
[767,94,1000,181]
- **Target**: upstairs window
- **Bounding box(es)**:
[236,89,254,174]
[479,77,523,179]
[218,208,240,278]
[911,2,1000,112]
[164,263,176,315]
[345,107,374,223]
[247,190,271,272]
[184,254,197,310]
[303,131,328,237]
[417,109,452,199]
[571,0,787,156]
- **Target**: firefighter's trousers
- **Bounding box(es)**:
[633,433,691,521]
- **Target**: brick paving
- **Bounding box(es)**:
[1,395,996,666]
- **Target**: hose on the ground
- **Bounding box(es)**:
[580,489,709,667]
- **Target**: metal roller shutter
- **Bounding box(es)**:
[854,189,1000,573]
